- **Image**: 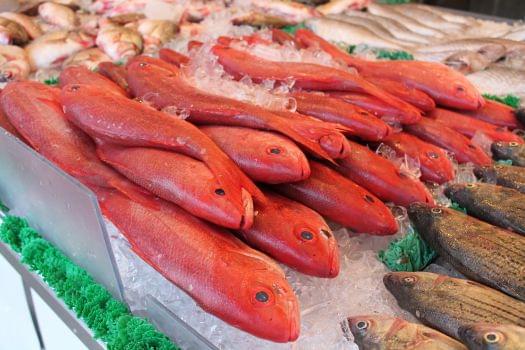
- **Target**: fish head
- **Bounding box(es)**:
[444,183,478,204]
[346,315,396,346]
[474,165,497,183]
[459,323,520,350]
[491,141,520,160]
[383,272,437,307]
[407,202,443,234]
[236,259,300,342]
[250,192,340,278]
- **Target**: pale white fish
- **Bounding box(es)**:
[96,23,142,62]
[306,17,405,50]
[467,67,525,99]
[0,17,29,46]
[367,3,446,38]
[328,14,417,48]
[38,2,78,30]
[77,12,99,36]
[462,19,512,39]
[388,3,466,32]
[401,3,475,25]
[343,10,433,45]
[135,19,176,55]
[0,45,31,82]
[414,39,507,64]
[316,0,371,15]
[0,12,42,39]
[62,47,111,70]
[235,0,319,24]
[444,51,493,74]
[502,24,525,41]
[25,30,94,70]
[90,0,146,17]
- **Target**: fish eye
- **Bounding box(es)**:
[255,291,269,303]
[484,332,500,343]
[214,188,226,196]
[427,151,439,159]
[356,320,369,331]
[70,85,80,91]
[267,147,282,155]
[300,230,314,241]
[139,62,148,67]
[403,276,417,284]
[431,207,442,214]
[466,183,476,188]
[509,142,519,147]
[250,287,275,307]
[456,85,465,92]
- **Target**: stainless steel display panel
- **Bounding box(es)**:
[0,130,124,301]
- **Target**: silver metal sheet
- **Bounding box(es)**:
[0,130,124,301]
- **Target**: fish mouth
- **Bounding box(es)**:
[383,272,399,292]
[240,188,254,230]
[443,184,462,199]
[319,134,350,159]
[326,239,340,278]
[457,325,475,344]
[286,298,300,342]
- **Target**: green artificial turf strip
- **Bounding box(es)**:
[0,212,178,350]
[483,94,521,109]
[378,227,436,272]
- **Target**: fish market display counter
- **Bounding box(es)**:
[0,129,412,349]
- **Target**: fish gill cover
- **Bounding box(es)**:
[0,205,178,350]
[378,226,436,272]
[483,94,521,109]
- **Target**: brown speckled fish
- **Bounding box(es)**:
[384,272,525,340]
[446,182,525,236]
[408,203,525,301]
[492,142,525,167]
[459,323,525,350]
[475,164,525,194]
[345,315,466,349]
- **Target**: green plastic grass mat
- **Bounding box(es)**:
[497,159,514,166]
[378,227,436,272]
[282,22,307,35]
[375,49,414,61]
[450,202,467,214]
[43,76,59,86]
[483,94,521,109]
[0,210,178,350]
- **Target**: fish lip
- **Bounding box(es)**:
[286,298,300,341]
[457,325,473,344]
[443,184,461,199]
[383,272,396,291]
[240,188,254,230]
[327,239,340,278]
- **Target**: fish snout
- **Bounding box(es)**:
[458,325,478,346]
[444,183,465,199]
[319,134,350,159]
[407,202,432,219]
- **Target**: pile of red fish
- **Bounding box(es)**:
[0,29,523,343]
